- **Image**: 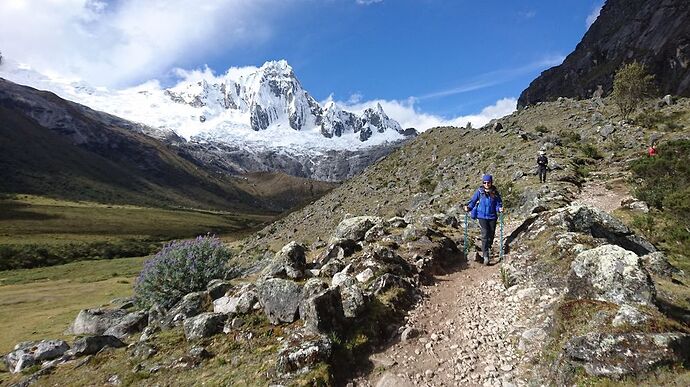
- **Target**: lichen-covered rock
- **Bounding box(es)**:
[567,244,655,306]
[164,291,212,327]
[276,335,333,374]
[103,310,148,339]
[301,278,330,299]
[386,216,407,228]
[567,206,656,256]
[67,335,126,358]
[338,280,366,318]
[67,308,128,335]
[299,288,345,334]
[257,278,303,324]
[564,332,690,378]
[333,216,382,241]
[183,313,227,340]
[5,340,69,373]
[213,284,258,315]
[612,304,649,327]
[206,279,233,300]
[261,241,307,280]
[641,252,681,278]
[319,258,345,278]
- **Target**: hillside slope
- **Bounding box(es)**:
[0,78,335,213]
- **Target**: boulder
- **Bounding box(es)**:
[257,278,303,324]
[599,124,616,138]
[364,223,387,243]
[564,333,690,378]
[130,342,157,359]
[67,335,126,358]
[386,217,407,228]
[641,252,681,278]
[5,340,69,373]
[567,245,655,306]
[319,258,345,278]
[338,281,366,318]
[183,313,227,340]
[333,216,382,241]
[276,335,333,375]
[164,291,212,327]
[213,284,258,315]
[67,308,128,335]
[368,273,415,298]
[261,241,307,280]
[568,205,656,256]
[103,310,148,339]
[206,279,233,300]
[299,288,345,334]
[110,297,136,310]
[302,278,330,299]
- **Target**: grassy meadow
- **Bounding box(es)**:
[0,256,144,354]
[0,194,273,270]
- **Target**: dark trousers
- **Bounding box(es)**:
[538,166,547,183]
[478,218,497,258]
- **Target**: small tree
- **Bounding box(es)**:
[612,61,656,119]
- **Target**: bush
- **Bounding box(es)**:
[612,62,656,119]
[535,125,549,134]
[135,235,231,309]
[579,143,604,160]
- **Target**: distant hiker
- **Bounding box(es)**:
[647,143,658,157]
[537,150,549,183]
[464,174,503,265]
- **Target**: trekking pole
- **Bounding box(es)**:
[463,212,469,261]
[499,211,504,262]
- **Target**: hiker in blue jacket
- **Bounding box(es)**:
[464,174,503,265]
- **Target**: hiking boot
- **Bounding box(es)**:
[483,253,490,265]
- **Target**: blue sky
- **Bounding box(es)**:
[0,0,603,128]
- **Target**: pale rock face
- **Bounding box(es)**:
[567,244,655,306]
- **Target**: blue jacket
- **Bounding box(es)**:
[467,187,503,220]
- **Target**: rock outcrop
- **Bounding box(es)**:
[519,0,690,107]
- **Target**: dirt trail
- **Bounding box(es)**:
[356,178,633,387]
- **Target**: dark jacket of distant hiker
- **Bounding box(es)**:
[537,154,548,169]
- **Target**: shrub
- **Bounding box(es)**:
[135,235,231,309]
[612,61,656,119]
[579,143,604,160]
[535,125,549,134]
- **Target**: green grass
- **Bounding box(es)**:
[0,256,145,354]
[0,195,271,270]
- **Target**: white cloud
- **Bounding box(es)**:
[356,0,383,5]
[519,10,537,19]
[0,0,281,88]
[586,4,603,29]
[334,97,517,131]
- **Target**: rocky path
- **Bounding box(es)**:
[356,177,634,387]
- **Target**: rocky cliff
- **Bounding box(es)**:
[519,0,690,108]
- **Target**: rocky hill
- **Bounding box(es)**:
[519,0,690,107]
[4,95,689,386]
[0,78,335,212]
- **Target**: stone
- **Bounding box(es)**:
[612,304,649,327]
[67,308,128,335]
[401,327,419,342]
[5,340,70,373]
[564,333,690,378]
[130,342,157,359]
[188,346,213,359]
[302,278,330,299]
[139,326,159,342]
[261,241,307,280]
[319,258,345,278]
[164,291,212,327]
[386,217,407,228]
[338,280,366,318]
[67,335,126,358]
[183,313,227,340]
[356,268,375,283]
[641,252,681,278]
[257,278,303,324]
[206,279,233,300]
[599,124,615,138]
[213,284,259,316]
[620,198,649,213]
[567,205,656,256]
[110,297,135,310]
[567,244,655,306]
[364,223,388,242]
[276,335,333,375]
[333,216,383,241]
[299,288,345,334]
[662,94,674,106]
[103,310,148,339]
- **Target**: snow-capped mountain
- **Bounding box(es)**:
[0,59,410,149]
[0,58,415,181]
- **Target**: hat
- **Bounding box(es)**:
[482,174,493,182]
